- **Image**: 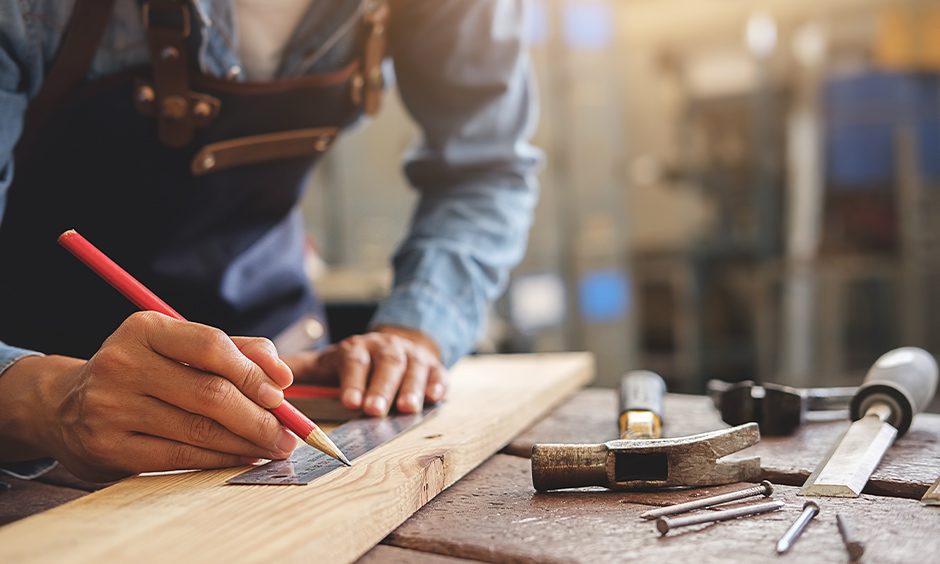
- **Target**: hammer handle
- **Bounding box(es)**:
[619,371,666,439]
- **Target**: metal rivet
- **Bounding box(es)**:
[314,136,330,152]
[160,46,179,60]
[137,85,155,104]
[193,101,212,117]
[304,319,324,341]
[226,66,242,80]
[201,153,216,171]
[161,95,188,119]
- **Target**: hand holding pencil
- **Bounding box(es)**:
[48,229,349,477]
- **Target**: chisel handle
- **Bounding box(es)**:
[849,347,938,436]
[619,370,666,439]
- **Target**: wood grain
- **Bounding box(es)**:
[0,353,593,564]
[356,545,487,564]
[387,453,940,564]
[508,389,940,498]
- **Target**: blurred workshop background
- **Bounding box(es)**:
[301,0,940,402]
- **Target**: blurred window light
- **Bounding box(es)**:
[561,0,614,51]
[578,268,630,324]
[791,22,827,69]
[685,49,756,98]
[527,0,550,47]
[745,12,777,58]
[510,273,567,333]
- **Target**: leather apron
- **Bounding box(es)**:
[0,0,386,359]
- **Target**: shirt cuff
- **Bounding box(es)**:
[0,458,58,480]
[0,343,43,378]
[369,281,476,368]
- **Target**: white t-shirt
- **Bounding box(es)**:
[235,0,315,80]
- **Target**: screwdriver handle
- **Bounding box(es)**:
[619,371,666,438]
[849,347,938,437]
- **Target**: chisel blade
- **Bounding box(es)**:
[798,414,897,498]
[922,474,940,506]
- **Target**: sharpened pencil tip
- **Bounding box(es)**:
[303,426,351,467]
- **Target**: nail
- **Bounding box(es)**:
[656,500,785,535]
[275,428,298,454]
[641,481,774,520]
[366,396,388,415]
[342,388,362,409]
[776,501,819,554]
[430,383,445,402]
[258,382,284,409]
[836,513,865,561]
[399,393,421,412]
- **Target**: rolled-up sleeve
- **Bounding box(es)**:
[370,0,541,367]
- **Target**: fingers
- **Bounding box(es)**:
[122,312,285,410]
[231,336,293,389]
[124,435,255,476]
[363,339,408,416]
[396,350,430,413]
[426,363,449,403]
[136,358,291,455]
[335,338,372,410]
[124,395,296,460]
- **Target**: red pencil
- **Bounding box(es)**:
[58,229,350,467]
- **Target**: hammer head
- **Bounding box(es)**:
[531,423,761,491]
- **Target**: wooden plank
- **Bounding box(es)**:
[357,545,487,564]
[387,453,940,564]
[0,353,593,564]
[508,389,940,499]
[505,389,728,457]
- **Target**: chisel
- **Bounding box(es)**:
[619,370,667,440]
[799,347,938,497]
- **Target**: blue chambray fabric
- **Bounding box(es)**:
[0,0,540,372]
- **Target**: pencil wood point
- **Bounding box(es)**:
[304,426,352,466]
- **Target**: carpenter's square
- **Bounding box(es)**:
[707,379,856,435]
[800,347,938,498]
[228,405,437,485]
[532,370,761,491]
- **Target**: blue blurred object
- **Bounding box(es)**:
[826,71,940,188]
[561,0,613,51]
[578,268,630,323]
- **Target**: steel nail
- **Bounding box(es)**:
[641,480,774,520]
[776,500,820,554]
[656,500,785,535]
[836,513,865,561]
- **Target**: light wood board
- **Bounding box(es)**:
[0,353,593,564]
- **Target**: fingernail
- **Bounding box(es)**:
[430,383,445,402]
[241,457,261,465]
[366,396,388,415]
[342,389,363,409]
[398,393,421,412]
[259,382,284,409]
[275,428,298,454]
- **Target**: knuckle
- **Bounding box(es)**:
[374,347,405,366]
[254,410,280,442]
[187,414,224,445]
[195,377,237,410]
[168,442,197,469]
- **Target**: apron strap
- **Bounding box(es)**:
[351,0,389,116]
[14,0,118,160]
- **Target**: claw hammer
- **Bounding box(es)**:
[532,370,761,491]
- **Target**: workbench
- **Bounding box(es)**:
[3,385,939,562]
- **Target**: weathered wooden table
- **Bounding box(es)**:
[3,388,939,563]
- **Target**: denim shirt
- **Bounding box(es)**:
[0,0,541,371]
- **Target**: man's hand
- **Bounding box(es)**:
[283,326,447,416]
[0,311,298,482]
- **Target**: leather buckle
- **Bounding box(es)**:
[141,2,191,37]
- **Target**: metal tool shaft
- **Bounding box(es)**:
[640,481,773,520]
[655,500,784,535]
[776,501,819,554]
[836,513,865,561]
